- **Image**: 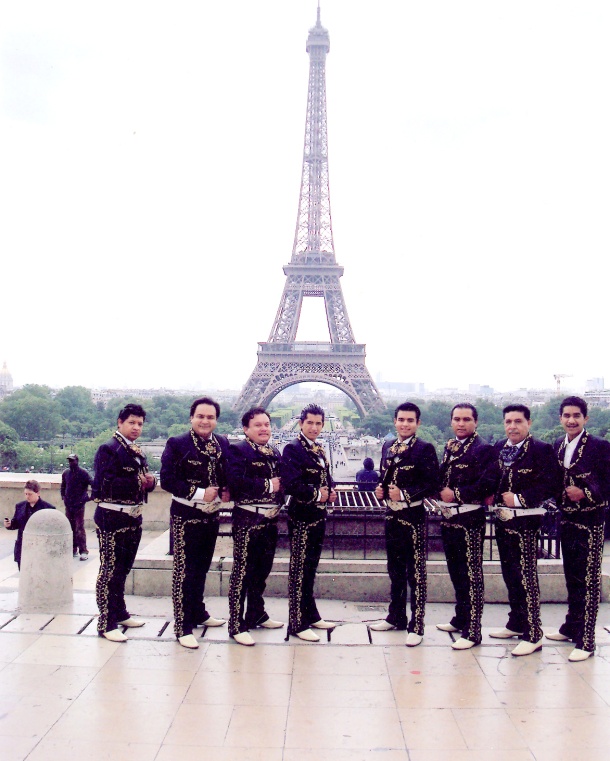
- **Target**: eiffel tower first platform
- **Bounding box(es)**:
[235,7,384,418]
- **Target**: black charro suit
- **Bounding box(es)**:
[92,432,156,634]
[160,430,230,638]
[554,431,610,652]
[378,436,439,634]
[483,435,559,643]
[226,438,283,635]
[281,434,334,635]
[439,434,495,644]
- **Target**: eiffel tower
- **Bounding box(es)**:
[234,7,384,417]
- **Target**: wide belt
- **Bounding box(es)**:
[172,495,223,514]
[236,503,281,519]
[424,499,483,518]
[386,499,423,512]
[98,501,143,518]
[493,505,547,521]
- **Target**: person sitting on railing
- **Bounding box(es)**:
[355,457,379,491]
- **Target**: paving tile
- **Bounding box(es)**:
[0,662,97,699]
[398,707,467,750]
[93,661,195,686]
[14,634,119,668]
[384,645,483,676]
[44,699,178,744]
[285,704,405,750]
[290,685,396,708]
[0,734,41,761]
[185,670,291,705]
[2,614,54,633]
[201,642,295,674]
[78,678,190,704]
[391,672,503,709]
[163,703,234,746]
[0,695,73,738]
[157,747,283,761]
[224,704,288,747]
[507,708,610,749]
[293,644,386,676]
[284,752,409,761]
[26,740,161,761]
[0,612,17,628]
[409,751,535,761]
[0,632,40,663]
[328,622,370,644]
[452,707,529,749]
[40,615,94,635]
[291,671,392,692]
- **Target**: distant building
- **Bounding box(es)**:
[0,361,13,398]
[586,378,604,392]
[469,384,494,397]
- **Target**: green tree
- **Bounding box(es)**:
[358,409,394,437]
[0,391,62,440]
[0,420,19,469]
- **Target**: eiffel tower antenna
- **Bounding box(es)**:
[234,7,384,417]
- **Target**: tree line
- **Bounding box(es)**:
[1,385,609,473]
[0,385,240,472]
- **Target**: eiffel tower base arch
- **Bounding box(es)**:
[233,343,385,418]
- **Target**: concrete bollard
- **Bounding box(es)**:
[19,509,74,612]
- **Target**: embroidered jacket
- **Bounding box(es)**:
[281,434,334,507]
[440,434,495,505]
[227,438,283,506]
[160,431,230,500]
[482,435,559,509]
[553,431,610,517]
[92,433,155,506]
[379,437,439,506]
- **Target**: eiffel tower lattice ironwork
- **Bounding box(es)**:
[234,7,384,417]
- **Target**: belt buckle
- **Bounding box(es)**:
[496,507,513,522]
[265,506,280,519]
[200,500,221,514]
[441,506,454,520]
[128,505,142,518]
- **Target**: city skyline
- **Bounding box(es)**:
[2,2,609,394]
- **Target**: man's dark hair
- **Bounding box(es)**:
[451,403,478,422]
[394,402,421,422]
[300,403,325,423]
[24,479,40,493]
[362,457,375,470]
[503,403,530,421]
[559,395,588,417]
[118,403,147,423]
[190,396,220,418]
[242,407,270,428]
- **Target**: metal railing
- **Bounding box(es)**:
[175,481,561,560]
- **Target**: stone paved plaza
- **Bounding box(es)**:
[3,532,610,760]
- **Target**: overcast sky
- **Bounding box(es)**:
[1,0,609,395]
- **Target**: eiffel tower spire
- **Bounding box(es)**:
[234,8,383,417]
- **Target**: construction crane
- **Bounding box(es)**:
[554,374,572,393]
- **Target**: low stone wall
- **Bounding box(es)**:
[128,531,608,603]
[0,474,172,531]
